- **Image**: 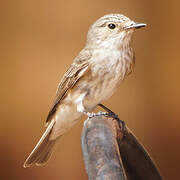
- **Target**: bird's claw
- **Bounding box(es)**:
[86,111,107,118]
[85,111,125,131]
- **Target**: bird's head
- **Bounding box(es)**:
[86,14,146,48]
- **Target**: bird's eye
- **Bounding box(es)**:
[108,23,116,29]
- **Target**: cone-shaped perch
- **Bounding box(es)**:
[81,115,162,180]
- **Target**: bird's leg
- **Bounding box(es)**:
[98,103,115,114]
[98,104,125,131]
[76,96,125,130]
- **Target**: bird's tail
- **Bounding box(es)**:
[23,119,58,168]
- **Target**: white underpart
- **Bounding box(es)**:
[87,31,133,105]
[75,93,86,113]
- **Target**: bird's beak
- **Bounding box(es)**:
[125,22,146,30]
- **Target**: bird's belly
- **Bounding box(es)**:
[83,68,124,110]
[95,74,121,101]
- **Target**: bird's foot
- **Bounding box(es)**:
[83,112,105,126]
[84,111,125,131]
[84,111,107,118]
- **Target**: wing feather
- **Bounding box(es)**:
[46,49,91,124]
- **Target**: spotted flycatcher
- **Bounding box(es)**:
[24,14,146,167]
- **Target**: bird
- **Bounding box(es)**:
[23,14,146,168]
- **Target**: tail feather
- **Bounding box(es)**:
[23,120,57,168]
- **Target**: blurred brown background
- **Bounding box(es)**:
[1,0,180,179]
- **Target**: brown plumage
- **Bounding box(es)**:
[24,14,146,168]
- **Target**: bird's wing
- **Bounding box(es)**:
[46,49,91,125]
